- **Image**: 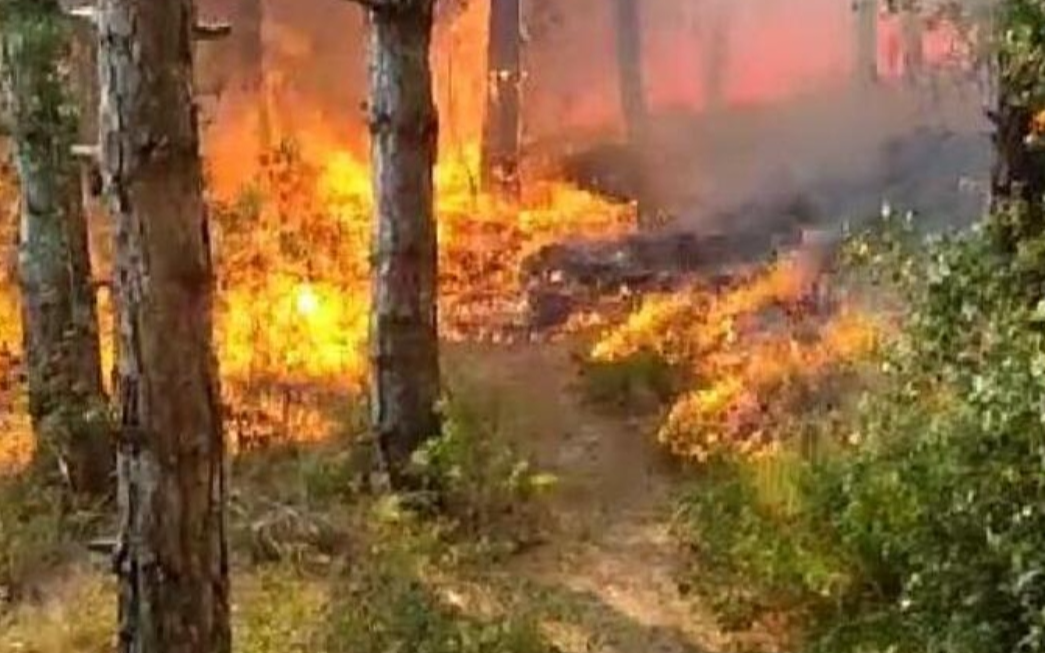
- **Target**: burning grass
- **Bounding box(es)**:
[589,247,886,461]
[213,140,632,445]
[0,137,633,465]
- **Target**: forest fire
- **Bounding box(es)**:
[208,138,632,446]
[591,251,884,461]
[0,0,977,462]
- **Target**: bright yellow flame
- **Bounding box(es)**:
[593,260,886,461]
[295,284,321,317]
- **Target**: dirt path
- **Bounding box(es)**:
[447,342,735,653]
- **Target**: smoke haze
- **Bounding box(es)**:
[196,0,992,232]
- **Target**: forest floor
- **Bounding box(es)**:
[444,342,783,653]
[0,338,782,653]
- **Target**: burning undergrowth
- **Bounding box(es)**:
[0,136,632,464]
[206,141,635,448]
[585,238,888,461]
[0,159,28,472]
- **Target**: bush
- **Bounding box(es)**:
[579,347,682,412]
[324,552,550,653]
[0,476,87,604]
[675,216,1045,653]
[407,396,557,552]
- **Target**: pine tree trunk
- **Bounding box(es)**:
[0,0,110,494]
[97,0,230,650]
[900,4,924,81]
[855,0,879,85]
[235,0,270,153]
[702,0,730,113]
[613,0,646,144]
[612,0,652,225]
[481,0,522,197]
[367,0,442,488]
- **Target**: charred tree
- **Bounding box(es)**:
[366,0,442,487]
[612,0,652,224]
[97,0,229,650]
[0,0,110,494]
[855,0,879,85]
[481,0,522,197]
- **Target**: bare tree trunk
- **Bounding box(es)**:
[613,0,646,143]
[235,0,270,154]
[855,0,879,85]
[367,0,442,488]
[481,0,522,197]
[900,2,924,81]
[702,0,730,114]
[612,0,652,225]
[0,0,111,494]
[97,0,229,650]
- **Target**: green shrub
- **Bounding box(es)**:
[673,452,851,631]
[324,543,550,653]
[407,396,556,551]
[0,477,82,603]
[235,567,328,653]
[579,348,682,412]
[675,215,1045,653]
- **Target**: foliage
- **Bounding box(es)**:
[408,395,557,552]
[235,567,329,653]
[673,210,1045,653]
[579,347,682,412]
[0,475,97,604]
[589,249,883,462]
[0,571,114,653]
[323,533,550,653]
[673,452,851,632]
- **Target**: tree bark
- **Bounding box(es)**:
[900,3,924,81]
[702,0,730,113]
[481,0,522,197]
[367,0,442,488]
[613,0,646,144]
[0,0,111,494]
[97,0,229,650]
[855,0,879,85]
[611,0,652,225]
[233,0,270,154]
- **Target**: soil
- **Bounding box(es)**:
[447,342,784,653]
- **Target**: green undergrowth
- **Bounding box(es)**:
[579,347,684,413]
[0,390,559,653]
[672,212,1045,653]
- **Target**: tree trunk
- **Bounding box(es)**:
[702,0,730,113]
[990,57,1045,249]
[855,0,879,85]
[611,0,652,225]
[481,0,522,197]
[235,0,270,154]
[613,0,646,144]
[900,3,924,81]
[0,0,111,494]
[367,0,442,488]
[97,0,229,650]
